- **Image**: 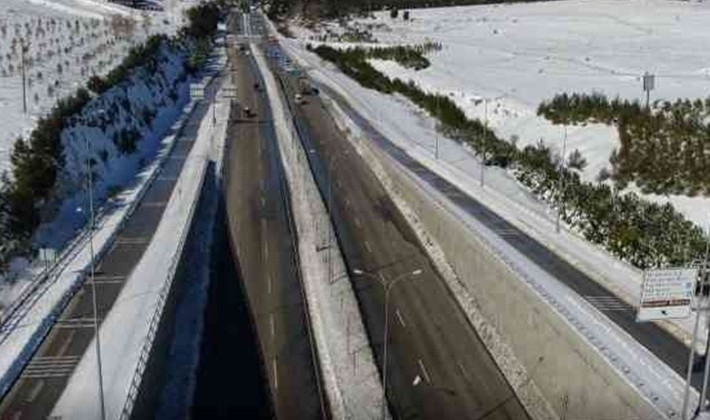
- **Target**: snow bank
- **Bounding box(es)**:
[50,58,228,420]
[252,37,387,420]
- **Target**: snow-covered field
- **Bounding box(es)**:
[297,0,710,227]
[0,0,179,174]
[278,1,710,347]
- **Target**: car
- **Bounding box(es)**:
[295,94,304,104]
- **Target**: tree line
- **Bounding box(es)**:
[313,45,708,269]
[309,42,438,70]
[266,0,557,19]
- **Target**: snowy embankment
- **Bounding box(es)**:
[51,59,228,420]
[0,0,175,174]
[0,47,199,402]
[0,1,185,313]
[278,32,706,347]
[252,40,386,419]
[342,0,710,227]
[0,38,193,317]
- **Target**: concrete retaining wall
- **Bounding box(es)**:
[369,142,664,419]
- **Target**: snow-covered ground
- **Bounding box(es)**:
[277,15,708,348]
[296,0,710,227]
[0,0,181,174]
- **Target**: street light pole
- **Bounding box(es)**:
[84,132,106,420]
[20,38,29,114]
[480,98,487,188]
[435,95,440,160]
[353,268,423,420]
[556,125,567,234]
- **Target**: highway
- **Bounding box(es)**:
[277,35,702,394]
[310,72,701,386]
[0,73,222,418]
[222,14,326,420]
[263,27,530,420]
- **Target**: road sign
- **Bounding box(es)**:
[642,72,655,92]
[190,83,205,100]
[637,267,696,321]
[38,247,57,263]
[221,87,237,99]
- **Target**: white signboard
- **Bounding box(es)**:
[189,83,205,101]
[221,87,237,99]
[38,247,57,263]
[637,267,696,321]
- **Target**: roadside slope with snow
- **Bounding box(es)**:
[0,0,176,173]
[301,0,710,227]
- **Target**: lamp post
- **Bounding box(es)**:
[555,125,567,234]
[352,267,423,420]
[83,118,106,420]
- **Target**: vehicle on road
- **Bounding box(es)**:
[298,77,316,96]
[295,94,304,105]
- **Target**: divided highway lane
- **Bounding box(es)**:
[267,44,529,420]
[224,20,325,420]
[0,76,223,419]
[317,81,698,385]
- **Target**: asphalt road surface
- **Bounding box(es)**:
[313,76,702,387]
[264,36,530,420]
[222,15,325,420]
[0,74,222,419]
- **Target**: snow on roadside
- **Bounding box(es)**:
[50,58,228,420]
[278,34,707,348]
[252,37,387,419]
[0,41,193,346]
[0,0,176,174]
[342,0,710,228]
[306,42,693,420]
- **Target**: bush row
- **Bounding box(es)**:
[313,45,707,269]
[310,42,438,71]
